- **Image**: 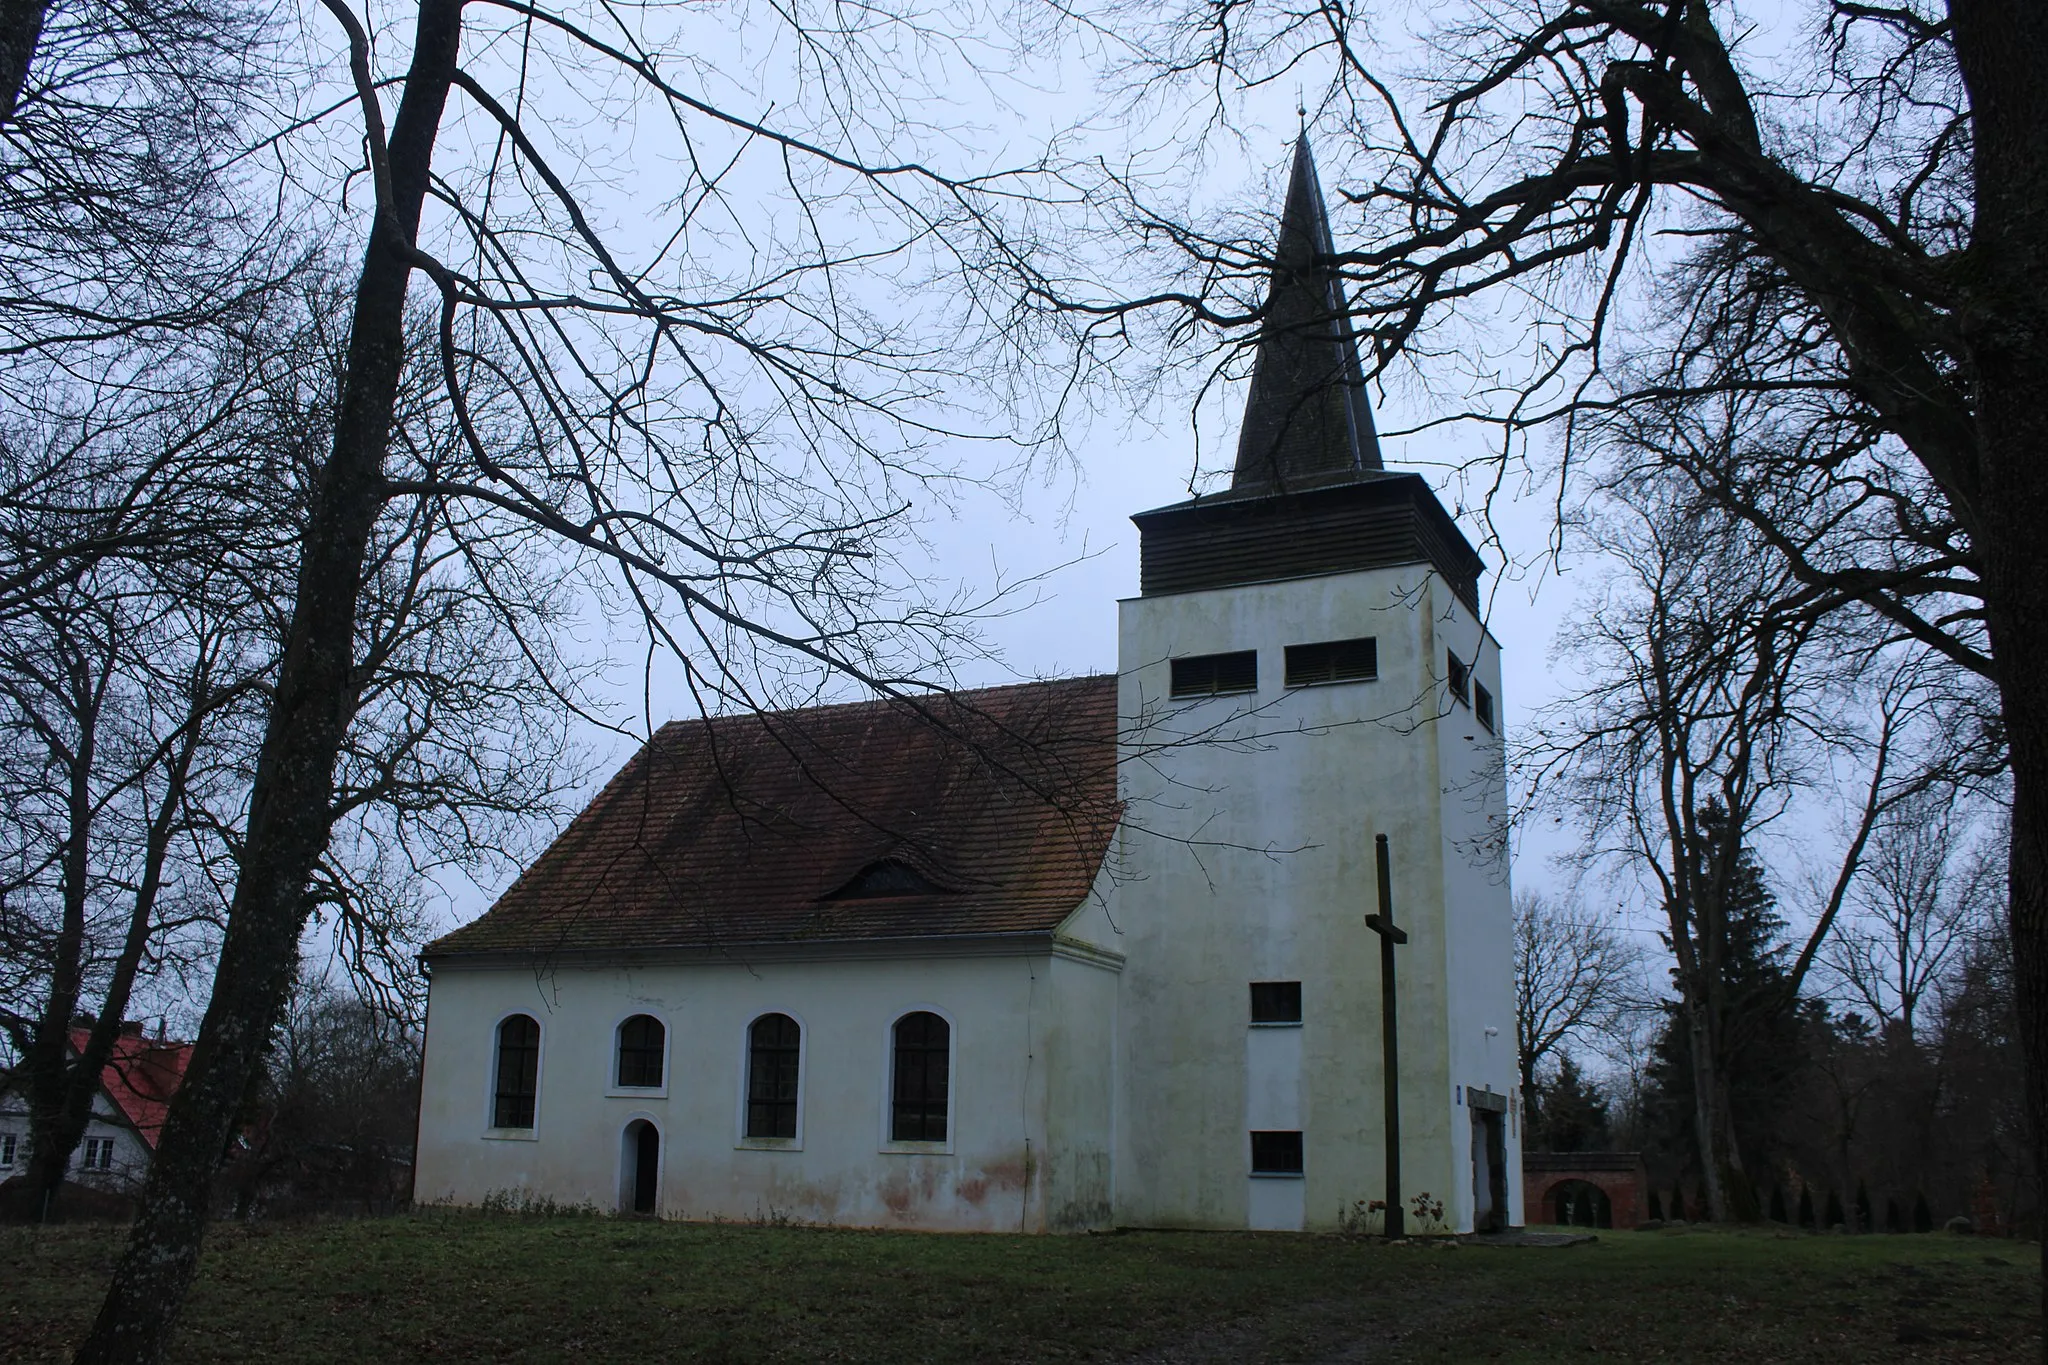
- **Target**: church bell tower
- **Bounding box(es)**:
[1111,137,1519,1235]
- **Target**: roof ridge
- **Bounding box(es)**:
[650,673,1117,736]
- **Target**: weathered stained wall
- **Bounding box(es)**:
[415,947,1116,1231]
[1114,561,1518,1233]
[1040,952,1119,1230]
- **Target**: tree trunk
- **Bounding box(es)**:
[70,4,462,1360]
[18,736,198,1223]
[1683,1004,1723,1218]
[1682,992,1752,1222]
[15,662,103,1222]
[1951,1,2048,1344]
[0,0,48,123]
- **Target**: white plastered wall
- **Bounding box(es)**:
[0,1084,154,1193]
[1113,562,1512,1232]
[1428,579,1522,1231]
[415,946,1118,1231]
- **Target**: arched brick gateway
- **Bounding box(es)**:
[1521,1152,1648,1229]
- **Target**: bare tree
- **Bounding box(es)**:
[223,970,420,1218]
[0,0,287,356]
[1826,799,2003,1041]
[0,578,243,1222]
[17,0,1100,1356]
[0,277,578,1220]
[1513,887,1642,1100]
[1530,469,1963,1219]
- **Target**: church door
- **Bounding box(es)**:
[1470,1107,1507,1232]
[623,1120,659,1215]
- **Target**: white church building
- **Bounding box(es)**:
[413,139,1522,1235]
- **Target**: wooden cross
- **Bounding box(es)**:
[1364,832,1407,1238]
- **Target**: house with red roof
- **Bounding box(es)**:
[0,1022,195,1195]
[413,140,1521,1234]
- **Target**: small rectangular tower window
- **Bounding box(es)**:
[0,1133,15,1166]
[1474,681,1495,732]
[1250,1130,1304,1176]
[1446,650,1470,706]
[1248,981,1302,1025]
[1169,650,1258,698]
[1284,637,1377,687]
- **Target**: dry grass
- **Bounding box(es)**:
[1,1212,2036,1362]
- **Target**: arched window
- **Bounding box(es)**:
[890,1011,950,1142]
[493,1015,540,1128]
[746,1013,802,1138]
[616,1014,665,1089]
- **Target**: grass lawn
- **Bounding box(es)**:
[1,1213,2037,1363]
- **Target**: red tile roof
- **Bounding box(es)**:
[426,676,1120,960]
[68,1027,194,1149]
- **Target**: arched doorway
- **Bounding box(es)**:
[621,1120,660,1215]
[1548,1179,1612,1228]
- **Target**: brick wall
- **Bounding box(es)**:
[1521,1152,1648,1228]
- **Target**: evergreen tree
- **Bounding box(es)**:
[1824,1189,1846,1229]
[1526,1056,1613,1153]
[1638,804,1808,1217]
[1886,1198,1904,1234]
[1854,1180,1872,1233]
[1648,1189,1664,1221]
[1769,1186,1788,1223]
[1798,1186,1816,1229]
[1671,1182,1688,1221]
[1913,1192,1933,1233]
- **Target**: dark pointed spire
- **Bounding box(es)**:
[1230,136,1383,491]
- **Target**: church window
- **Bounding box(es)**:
[1248,981,1302,1024]
[1283,637,1377,687]
[890,1011,950,1142]
[1169,650,1258,698]
[0,1133,15,1167]
[616,1014,666,1089]
[80,1137,114,1171]
[746,1013,802,1138]
[1249,1130,1304,1176]
[1446,650,1470,706]
[493,1014,541,1128]
[1474,681,1495,732]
